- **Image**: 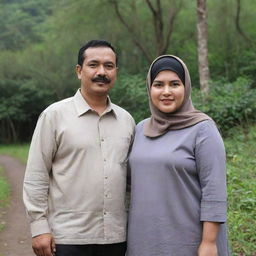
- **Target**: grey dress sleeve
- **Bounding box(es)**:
[195,121,227,223]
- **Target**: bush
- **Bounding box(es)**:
[1,73,256,142]
[110,73,150,123]
[112,75,256,134]
[192,77,256,134]
[0,79,54,142]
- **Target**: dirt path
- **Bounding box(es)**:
[0,155,34,256]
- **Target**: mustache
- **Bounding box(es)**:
[91,75,111,84]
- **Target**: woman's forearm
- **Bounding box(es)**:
[202,221,220,242]
[198,221,220,256]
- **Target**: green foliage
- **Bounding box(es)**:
[192,77,256,133]
[0,167,9,208]
[0,0,256,142]
[0,1,255,254]
[0,78,55,142]
[110,74,150,123]
[0,144,29,164]
[225,126,256,255]
[208,0,256,81]
[0,0,51,50]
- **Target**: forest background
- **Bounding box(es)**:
[0,0,255,255]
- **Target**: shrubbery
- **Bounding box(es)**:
[1,74,256,142]
[112,74,256,136]
[110,74,150,122]
[192,77,256,134]
[0,79,54,142]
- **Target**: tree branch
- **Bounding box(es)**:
[235,0,252,43]
[162,0,182,53]
[155,0,164,54]
[110,0,152,63]
[156,0,164,35]
[145,0,157,16]
[146,0,164,55]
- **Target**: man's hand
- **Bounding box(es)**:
[32,233,56,256]
[197,241,218,256]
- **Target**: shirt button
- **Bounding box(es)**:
[104,211,107,215]
[104,159,106,162]
[101,138,104,142]
[105,176,108,179]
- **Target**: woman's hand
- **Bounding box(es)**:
[197,241,218,256]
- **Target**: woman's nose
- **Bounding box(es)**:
[163,85,172,95]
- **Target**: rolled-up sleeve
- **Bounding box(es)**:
[195,121,227,223]
[23,111,57,237]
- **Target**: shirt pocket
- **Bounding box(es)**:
[107,136,131,164]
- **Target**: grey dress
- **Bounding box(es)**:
[127,119,229,256]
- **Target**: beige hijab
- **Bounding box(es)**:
[144,55,211,137]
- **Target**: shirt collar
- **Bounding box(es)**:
[73,89,117,118]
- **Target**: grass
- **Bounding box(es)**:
[0,166,10,231]
[225,125,256,256]
[0,167,9,208]
[0,144,29,164]
[0,144,29,232]
[0,128,256,254]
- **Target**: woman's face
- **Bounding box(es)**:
[150,70,185,113]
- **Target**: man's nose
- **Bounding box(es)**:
[96,65,106,75]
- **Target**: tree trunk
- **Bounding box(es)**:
[197,0,210,97]
[110,0,181,62]
[7,116,18,142]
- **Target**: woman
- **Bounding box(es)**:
[127,55,229,256]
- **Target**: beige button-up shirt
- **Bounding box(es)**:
[23,89,135,244]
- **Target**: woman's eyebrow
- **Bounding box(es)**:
[153,79,180,83]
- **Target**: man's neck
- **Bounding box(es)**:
[80,89,108,115]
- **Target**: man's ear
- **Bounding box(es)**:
[75,64,82,79]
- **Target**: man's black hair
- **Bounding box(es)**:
[77,40,118,67]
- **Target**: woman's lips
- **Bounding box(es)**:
[161,98,174,104]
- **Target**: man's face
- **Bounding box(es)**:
[76,47,117,98]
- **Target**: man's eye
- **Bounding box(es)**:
[89,63,97,67]
[105,64,114,69]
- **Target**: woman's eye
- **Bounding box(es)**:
[153,83,162,87]
[171,82,180,87]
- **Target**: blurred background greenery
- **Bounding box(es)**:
[0,0,255,255]
[0,0,256,142]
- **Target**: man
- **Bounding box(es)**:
[23,40,135,256]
